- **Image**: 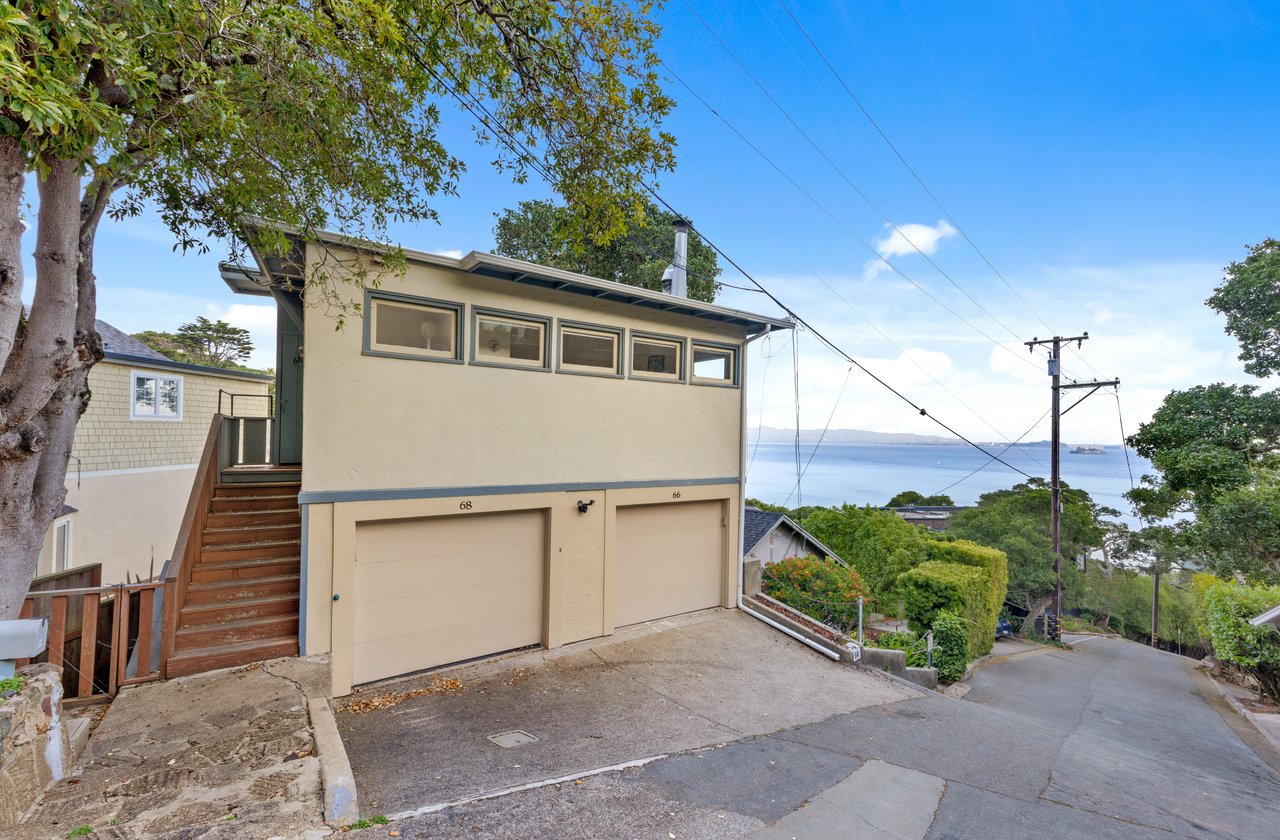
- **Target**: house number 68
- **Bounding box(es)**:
[459,500,473,510]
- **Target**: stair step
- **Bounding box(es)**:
[210,494,298,513]
[166,636,299,678]
[205,509,300,529]
[213,482,301,498]
[174,613,299,651]
[190,555,300,583]
[178,593,300,627]
[184,574,300,604]
[202,524,301,546]
[199,539,299,562]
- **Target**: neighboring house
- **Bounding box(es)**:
[37,320,271,584]
[1250,603,1280,628]
[887,505,968,531]
[741,506,846,597]
[201,229,792,695]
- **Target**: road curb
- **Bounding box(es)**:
[1205,678,1280,757]
[309,697,360,827]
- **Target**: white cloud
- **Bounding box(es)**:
[862,219,958,281]
[437,249,464,259]
[206,302,278,369]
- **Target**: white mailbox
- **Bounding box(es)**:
[0,618,49,681]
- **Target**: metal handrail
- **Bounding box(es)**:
[217,389,274,418]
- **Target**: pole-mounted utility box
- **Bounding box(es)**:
[0,618,49,681]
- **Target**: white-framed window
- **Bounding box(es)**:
[52,516,72,573]
[691,342,738,386]
[131,370,183,420]
[472,308,550,370]
[630,333,684,382]
[557,322,623,377]
[364,291,463,362]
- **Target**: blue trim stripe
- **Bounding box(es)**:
[298,476,740,506]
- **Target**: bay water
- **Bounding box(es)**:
[744,441,1152,525]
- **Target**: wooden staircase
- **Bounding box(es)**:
[166,480,302,678]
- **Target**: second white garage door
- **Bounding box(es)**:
[353,510,545,685]
[613,500,725,628]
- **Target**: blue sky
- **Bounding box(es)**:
[31,0,1280,451]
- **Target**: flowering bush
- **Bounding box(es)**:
[761,555,872,632]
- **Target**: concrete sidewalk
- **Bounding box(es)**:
[4,658,334,840]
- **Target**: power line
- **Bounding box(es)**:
[774,0,1057,338]
[783,363,855,508]
[1113,389,1136,490]
[932,408,1051,497]
[678,0,1034,349]
[394,20,1036,483]
[661,62,1044,376]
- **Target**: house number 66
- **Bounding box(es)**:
[672,492,682,499]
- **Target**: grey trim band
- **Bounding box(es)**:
[298,476,740,505]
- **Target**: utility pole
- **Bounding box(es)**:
[1024,333,1119,640]
[1151,566,1160,648]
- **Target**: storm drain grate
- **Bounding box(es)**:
[487,730,541,748]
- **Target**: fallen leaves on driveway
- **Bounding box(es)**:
[340,677,465,714]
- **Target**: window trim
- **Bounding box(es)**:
[130,369,184,421]
[628,331,687,383]
[52,514,72,573]
[555,320,625,378]
[469,306,553,372]
[690,340,741,388]
[362,289,465,364]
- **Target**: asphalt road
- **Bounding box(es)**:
[391,635,1280,839]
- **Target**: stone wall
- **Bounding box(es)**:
[0,664,70,828]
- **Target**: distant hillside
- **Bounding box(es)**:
[749,426,963,445]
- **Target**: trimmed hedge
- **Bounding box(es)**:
[761,555,872,633]
[1201,582,1280,703]
[897,560,988,660]
[931,610,969,681]
[925,539,1008,657]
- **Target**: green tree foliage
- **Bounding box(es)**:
[948,480,1101,635]
[897,560,988,659]
[930,610,969,681]
[1207,238,1280,378]
[1076,565,1204,651]
[134,317,253,369]
[760,555,871,633]
[1200,582,1280,702]
[800,505,930,601]
[886,490,954,507]
[493,199,720,302]
[0,0,676,619]
[1192,476,1280,583]
[873,630,927,667]
[745,498,791,514]
[1127,384,1280,520]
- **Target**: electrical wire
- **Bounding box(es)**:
[1114,389,1136,489]
[393,19,1037,482]
[783,363,855,508]
[931,408,1051,497]
[678,0,1034,350]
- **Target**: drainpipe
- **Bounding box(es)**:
[735,324,839,661]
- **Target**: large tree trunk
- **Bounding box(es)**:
[1020,594,1055,639]
[0,149,103,620]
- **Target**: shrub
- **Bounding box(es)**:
[926,539,1008,657]
[1201,582,1280,703]
[761,555,872,632]
[800,506,930,602]
[897,560,988,659]
[931,610,969,681]
[873,630,927,667]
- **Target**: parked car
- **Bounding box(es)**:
[996,617,1015,639]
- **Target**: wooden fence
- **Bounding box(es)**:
[18,574,170,703]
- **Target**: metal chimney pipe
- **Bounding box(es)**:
[671,218,689,298]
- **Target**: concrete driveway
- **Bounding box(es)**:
[336,609,912,816]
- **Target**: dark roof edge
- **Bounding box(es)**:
[103,352,273,382]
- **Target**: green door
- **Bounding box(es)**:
[274,291,304,465]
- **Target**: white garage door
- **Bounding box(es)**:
[614,500,724,628]
[353,510,545,685]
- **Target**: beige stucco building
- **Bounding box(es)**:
[38,322,271,584]
[226,233,792,695]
